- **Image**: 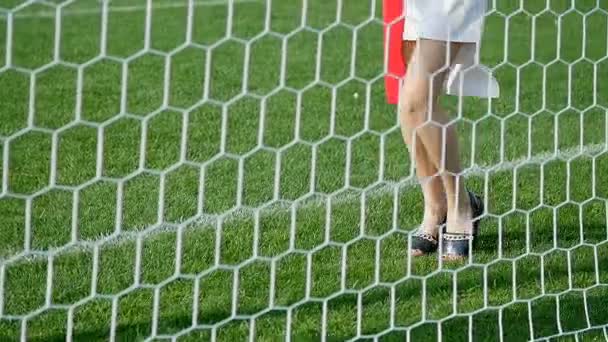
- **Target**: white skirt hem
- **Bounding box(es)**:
[401,0,499,98]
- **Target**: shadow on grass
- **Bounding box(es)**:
[3,199,607,341]
[15,287,608,342]
[475,217,608,255]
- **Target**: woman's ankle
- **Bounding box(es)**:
[420,205,447,234]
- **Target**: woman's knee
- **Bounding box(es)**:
[399,87,430,124]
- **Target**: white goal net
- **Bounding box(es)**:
[1,0,608,340]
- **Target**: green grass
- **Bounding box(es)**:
[1,0,608,340]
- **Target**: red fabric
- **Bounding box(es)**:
[383,0,406,104]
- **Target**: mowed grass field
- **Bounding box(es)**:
[1,0,608,340]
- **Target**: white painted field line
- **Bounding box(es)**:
[469,142,607,174]
[1,142,606,263]
[199,142,608,224]
[2,0,260,19]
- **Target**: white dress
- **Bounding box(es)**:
[402,0,499,98]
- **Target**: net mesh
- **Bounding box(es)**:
[1,0,608,340]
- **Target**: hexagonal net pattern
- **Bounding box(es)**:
[1,0,608,340]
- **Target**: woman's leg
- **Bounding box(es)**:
[408,134,447,256]
[399,39,475,242]
[400,41,446,255]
